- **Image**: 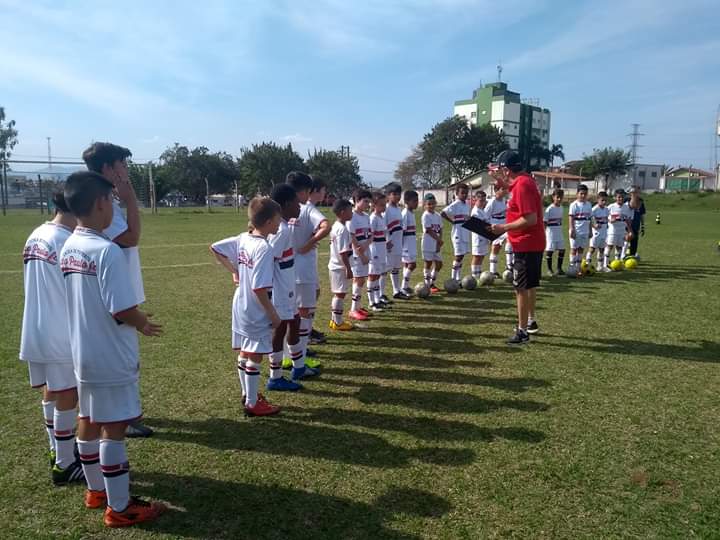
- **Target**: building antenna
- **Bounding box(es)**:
[497,61,503,82]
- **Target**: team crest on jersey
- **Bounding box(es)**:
[23,239,57,265]
[61,249,97,276]
[237,249,255,269]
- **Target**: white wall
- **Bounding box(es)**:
[454,103,476,125]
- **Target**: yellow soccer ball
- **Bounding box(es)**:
[624,257,638,271]
[610,259,623,272]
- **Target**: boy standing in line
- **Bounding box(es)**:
[383,183,410,300]
[421,193,443,293]
[441,183,471,283]
[400,190,419,295]
[348,189,373,321]
[328,199,355,330]
[568,184,592,268]
[544,189,565,276]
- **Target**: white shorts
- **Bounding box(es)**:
[369,257,385,276]
[545,234,565,252]
[386,253,403,270]
[274,302,297,322]
[402,239,417,263]
[423,251,442,262]
[329,268,350,294]
[492,232,507,247]
[351,255,369,278]
[570,235,589,249]
[78,381,141,424]
[295,283,318,309]
[590,234,607,249]
[232,332,272,354]
[471,237,489,256]
[505,242,513,254]
[28,361,76,392]
[452,239,469,256]
[607,234,624,248]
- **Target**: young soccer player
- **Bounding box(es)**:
[605,189,633,266]
[470,190,490,278]
[568,184,592,267]
[211,197,284,417]
[421,193,443,293]
[61,171,165,527]
[383,182,410,300]
[308,178,330,346]
[401,190,419,295]
[485,185,508,277]
[286,172,328,368]
[328,199,355,330]
[587,191,610,271]
[368,191,390,311]
[20,191,84,485]
[348,189,372,321]
[544,188,565,276]
[265,184,310,391]
[440,183,470,283]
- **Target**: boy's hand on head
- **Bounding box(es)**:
[114,176,135,203]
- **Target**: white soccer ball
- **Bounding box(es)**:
[461,275,477,290]
[566,264,580,278]
[478,271,495,286]
[502,269,513,283]
[444,278,460,294]
[414,282,431,298]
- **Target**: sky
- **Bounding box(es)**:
[2,0,719,185]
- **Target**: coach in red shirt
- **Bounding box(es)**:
[490,150,545,345]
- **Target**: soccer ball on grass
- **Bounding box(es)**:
[444,279,460,294]
[461,276,477,290]
[414,282,431,298]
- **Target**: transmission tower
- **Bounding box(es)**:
[714,105,720,189]
[627,123,644,185]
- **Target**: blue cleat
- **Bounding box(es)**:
[266,377,303,392]
[291,366,320,381]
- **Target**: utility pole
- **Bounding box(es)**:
[714,105,720,190]
[627,123,644,187]
[148,164,157,214]
[47,137,52,170]
[37,174,44,215]
[339,145,350,159]
[1,159,7,216]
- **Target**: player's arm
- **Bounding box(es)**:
[439,210,452,224]
[209,246,237,275]
[114,307,162,336]
[112,177,141,247]
[340,250,353,279]
[568,212,576,238]
[299,219,330,255]
[254,287,281,329]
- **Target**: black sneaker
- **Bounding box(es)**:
[378,300,392,309]
[309,328,327,345]
[126,420,154,438]
[402,287,414,296]
[507,328,530,345]
[306,348,318,358]
[52,458,85,485]
[370,303,385,312]
[379,295,394,304]
[527,321,539,334]
[393,291,411,300]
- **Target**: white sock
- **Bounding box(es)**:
[603,247,611,267]
[452,263,461,281]
[423,269,431,286]
[53,408,77,469]
[505,253,513,269]
[471,264,481,277]
[42,400,56,452]
[299,317,312,356]
[245,359,261,406]
[585,252,592,263]
[77,439,104,492]
[288,341,304,370]
[390,269,401,294]
[489,256,498,274]
[236,355,247,398]
[269,351,283,380]
[367,284,375,306]
[331,297,344,324]
[430,270,437,285]
[351,283,362,312]
[379,274,386,297]
[402,267,412,289]
[100,439,130,513]
[371,282,381,304]
[621,242,628,259]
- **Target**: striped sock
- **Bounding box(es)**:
[351,283,362,312]
[489,256,498,274]
[288,341,304,370]
[236,355,247,398]
[269,351,283,380]
[452,263,462,281]
[430,270,437,286]
[100,439,130,513]
[77,439,104,492]
[42,400,56,453]
[53,408,77,469]
[244,360,261,407]
[331,296,344,324]
[423,269,431,286]
[390,269,401,294]
[299,317,312,356]
[471,264,481,277]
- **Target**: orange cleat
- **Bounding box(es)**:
[348,310,369,321]
[430,286,440,294]
[85,489,108,509]
[244,398,281,417]
[104,497,166,528]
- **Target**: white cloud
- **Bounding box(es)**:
[281,133,314,143]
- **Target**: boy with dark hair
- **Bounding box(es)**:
[568,184,592,267]
[368,191,390,311]
[383,182,409,300]
[587,191,610,271]
[605,189,633,265]
[441,183,470,283]
[485,184,508,277]
[82,142,150,438]
[421,193,443,293]
[544,188,565,276]
[401,190,419,294]
[61,171,165,527]
[211,197,283,416]
[20,191,84,485]
[470,190,489,278]
[348,189,372,321]
[328,199,355,330]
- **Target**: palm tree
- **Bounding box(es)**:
[549,144,565,167]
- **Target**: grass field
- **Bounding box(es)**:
[1,202,720,539]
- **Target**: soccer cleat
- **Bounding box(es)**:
[49,449,56,468]
[85,489,108,509]
[291,365,320,381]
[430,286,440,294]
[125,421,153,438]
[358,307,371,317]
[348,310,369,321]
[309,329,327,345]
[527,321,539,335]
[281,358,293,369]
[378,300,392,309]
[370,304,385,312]
[52,459,85,485]
[507,328,530,346]
[329,320,354,331]
[266,377,303,392]
[402,287,415,296]
[104,496,166,528]
[379,295,394,304]
[306,348,318,358]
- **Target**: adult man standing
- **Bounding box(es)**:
[490,150,545,345]
[627,186,646,258]
[82,142,152,437]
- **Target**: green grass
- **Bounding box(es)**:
[1,204,719,539]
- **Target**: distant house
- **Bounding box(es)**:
[661,167,716,192]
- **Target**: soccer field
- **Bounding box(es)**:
[1,206,719,539]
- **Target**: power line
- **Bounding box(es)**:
[353,152,402,164]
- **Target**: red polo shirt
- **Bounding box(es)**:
[506,173,545,252]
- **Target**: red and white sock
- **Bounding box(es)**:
[244,360,261,406]
[100,439,130,513]
[288,341,304,370]
[351,283,362,312]
[390,269,402,294]
[236,355,247,399]
[53,408,77,469]
[42,400,56,453]
[269,351,283,380]
[77,438,104,492]
[331,297,344,324]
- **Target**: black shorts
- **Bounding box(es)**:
[513,251,543,290]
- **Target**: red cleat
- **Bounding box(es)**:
[104,497,166,528]
[245,398,281,417]
[430,286,440,294]
[85,489,108,509]
[348,310,369,321]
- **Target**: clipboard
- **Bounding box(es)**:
[461,216,501,241]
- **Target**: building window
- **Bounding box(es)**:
[638,171,646,178]
[651,171,657,177]
[471,112,476,118]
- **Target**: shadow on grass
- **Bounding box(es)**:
[320,350,492,370]
[134,472,451,540]
[284,407,546,443]
[147,416,475,468]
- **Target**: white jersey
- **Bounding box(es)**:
[104,198,145,305]
[607,202,633,237]
[544,204,564,241]
[290,201,327,285]
[591,205,610,237]
[267,220,296,315]
[348,211,371,258]
[384,204,403,256]
[20,222,74,363]
[401,209,417,259]
[421,211,443,253]
[442,199,470,243]
[485,198,507,225]
[569,200,592,237]
[369,212,388,261]
[211,233,274,339]
[328,221,352,271]
[471,206,490,245]
[60,227,139,386]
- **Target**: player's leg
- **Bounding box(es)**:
[431,258,443,292]
[489,243,500,276]
[34,373,57,464]
[52,385,80,473]
[76,412,106,508]
[403,261,416,294]
[545,250,554,275]
[504,243,514,271]
[452,254,463,282]
[267,321,301,391]
[423,258,433,287]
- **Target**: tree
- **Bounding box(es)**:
[237,142,304,196]
[549,144,565,167]
[0,106,19,162]
[393,146,423,190]
[305,149,363,198]
[568,147,632,192]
